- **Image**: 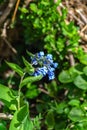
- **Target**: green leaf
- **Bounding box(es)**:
[20,7,28,14]
[68,99,80,107]
[20,75,42,88]
[68,107,85,122]
[45,80,58,96]
[33,18,40,28]
[69,67,83,75]
[22,57,34,74]
[79,54,87,65]
[26,88,39,99]
[32,114,42,130]
[58,70,73,83]
[46,111,55,129]
[59,67,83,83]
[0,123,7,130]
[55,121,66,130]
[9,103,33,130]
[81,102,87,111]
[83,66,87,76]
[75,122,87,130]
[55,102,67,114]
[0,84,17,110]
[26,51,34,57]
[40,1,49,6]
[74,75,87,90]
[37,9,43,16]
[30,3,38,13]
[6,62,24,76]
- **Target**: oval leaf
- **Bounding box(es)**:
[68,99,80,107]
[20,75,42,88]
[68,107,85,122]
[74,75,87,90]
[58,70,73,83]
[6,62,24,76]
[59,67,82,84]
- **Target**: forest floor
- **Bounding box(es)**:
[0,0,87,60]
[62,0,87,46]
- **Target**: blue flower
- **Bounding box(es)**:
[31,52,58,80]
[31,57,38,65]
[38,66,48,76]
[46,54,53,60]
[48,66,55,72]
[34,66,48,76]
[46,54,53,63]
[48,71,55,80]
[37,51,44,58]
[53,63,58,68]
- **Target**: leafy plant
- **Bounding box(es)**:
[0,52,43,129]
[19,0,84,66]
[0,0,87,129]
[0,51,58,129]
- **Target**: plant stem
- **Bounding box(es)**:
[18,86,21,110]
[18,73,25,110]
[11,0,21,23]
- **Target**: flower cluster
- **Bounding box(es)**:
[31,51,58,80]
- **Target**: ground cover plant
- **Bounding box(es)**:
[0,0,87,130]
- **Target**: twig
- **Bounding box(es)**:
[65,0,69,8]
[78,31,87,42]
[11,0,21,23]
[60,3,84,26]
[69,10,84,26]
[0,0,17,26]
[56,6,62,16]
[38,88,49,95]
[1,20,9,38]
[66,42,75,66]
[81,25,87,32]
[0,113,13,120]
[76,9,87,24]
[2,37,17,54]
[68,52,75,66]
[1,20,17,54]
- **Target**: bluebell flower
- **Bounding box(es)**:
[34,66,48,76]
[31,52,58,80]
[31,57,38,65]
[38,66,48,76]
[33,71,41,76]
[48,71,55,80]
[53,63,58,68]
[46,54,53,64]
[37,51,44,58]
[48,66,55,72]
[46,54,53,60]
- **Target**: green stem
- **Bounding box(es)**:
[18,73,25,110]
[18,87,21,110]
